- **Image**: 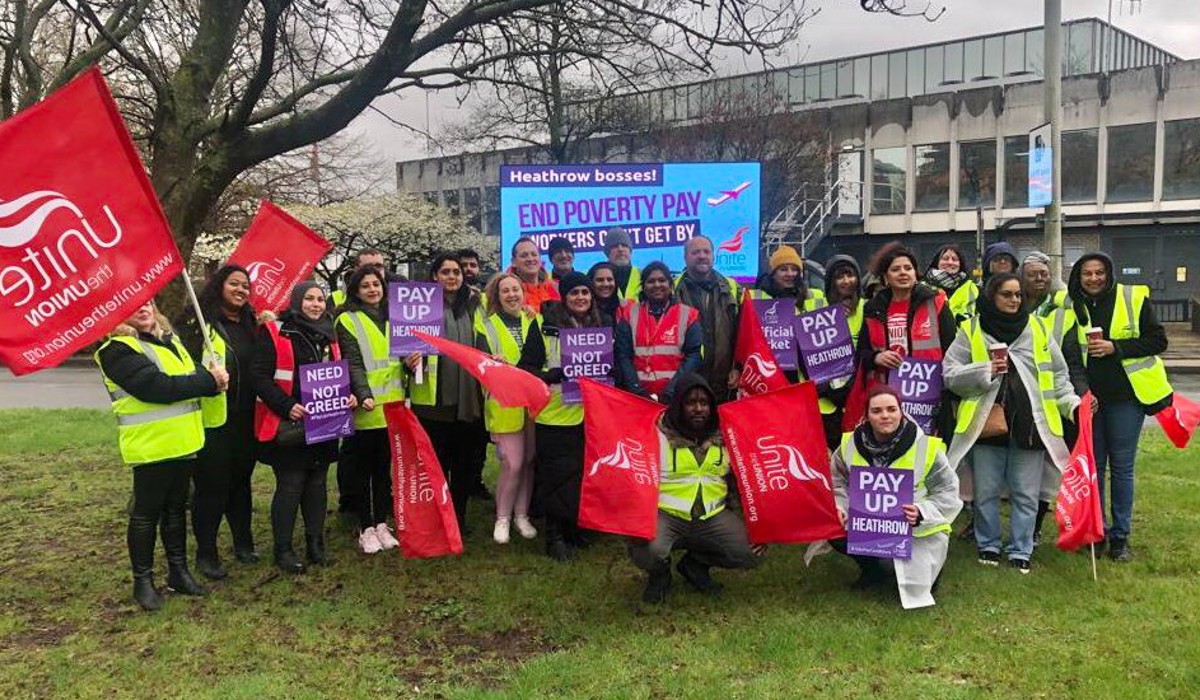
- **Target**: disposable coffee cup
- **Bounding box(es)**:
[988,343,1009,373]
[1087,327,1104,343]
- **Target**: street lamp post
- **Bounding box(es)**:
[1044,0,1064,286]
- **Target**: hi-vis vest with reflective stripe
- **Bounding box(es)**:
[254,321,342,441]
[1077,284,1173,406]
[200,328,227,429]
[331,289,347,309]
[476,312,535,433]
[947,282,979,321]
[536,329,584,427]
[96,335,205,465]
[838,431,950,537]
[818,298,867,415]
[628,301,694,397]
[1037,289,1077,344]
[657,440,728,521]
[617,265,641,301]
[954,316,1064,438]
[337,311,405,429]
[747,287,828,312]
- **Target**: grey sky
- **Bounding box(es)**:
[350,0,1200,173]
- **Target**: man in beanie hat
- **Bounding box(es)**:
[547,237,577,286]
[603,227,640,301]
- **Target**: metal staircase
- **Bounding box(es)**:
[762,162,865,258]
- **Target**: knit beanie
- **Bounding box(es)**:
[768,245,803,273]
[603,227,633,253]
[548,236,574,258]
[558,271,592,297]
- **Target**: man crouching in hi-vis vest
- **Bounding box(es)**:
[95,299,229,611]
[627,374,765,604]
[829,385,962,609]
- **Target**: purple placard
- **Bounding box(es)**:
[560,327,614,404]
[847,466,914,559]
[753,299,797,371]
[299,360,355,445]
[501,163,664,188]
[887,358,943,434]
[794,305,855,384]
[389,282,443,356]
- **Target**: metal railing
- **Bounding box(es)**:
[762,175,865,258]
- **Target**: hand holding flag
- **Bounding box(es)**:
[732,289,789,397]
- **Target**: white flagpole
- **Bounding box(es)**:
[180,273,219,364]
[1090,544,1099,582]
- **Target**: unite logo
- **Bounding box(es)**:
[739,352,778,395]
[1060,455,1095,502]
[755,435,830,491]
[0,190,123,324]
[761,303,779,323]
[589,438,655,485]
[475,356,504,375]
[245,258,286,299]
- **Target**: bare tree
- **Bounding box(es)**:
[859,0,945,21]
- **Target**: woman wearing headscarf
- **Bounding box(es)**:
[924,243,978,323]
[96,299,226,609]
[175,264,261,579]
[829,384,961,609]
[409,253,486,533]
[587,261,622,325]
[518,272,610,560]
[336,266,405,554]
[943,273,1082,573]
[252,282,353,573]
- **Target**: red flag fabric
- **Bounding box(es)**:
[226,201,332,313]
[719,382,845,544]
[1056,392,1106,552]
[0,68,183,375]
[386,402,463,558]
[578,378,664,539]
[733,289,790,396]
[1154,393,1200,449]
[413,331,550,417]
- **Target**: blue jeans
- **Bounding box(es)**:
[971,443,1044,561]
[1092,400,1144,541]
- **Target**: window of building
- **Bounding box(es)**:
[805,65,820,102]
[788,69,806,104]
[1067,22,1095,75]
[484,186,500,237]
[906,49,924,97]
[872,147,907,215]
[1107,123,1156,203]
[1004,32,1026,74]
[1025,28,1044,76]
[854,57,870,98]
[964,39,983,81]
[820,62,836,100]
[870,55,889,100]
[925,45,945,92]
[1062,129,1098,203]
[888,52,906,98]
[913,143,951,211]
[423,191,440,206]
[943,42,963,84]
[837,60,854,98]
[464,188,482,231]
[443,189,460,216]
[1164,118,1200,200]
[959,140,997,208]
[983,36,1003,78]
[1003,135,1029,208]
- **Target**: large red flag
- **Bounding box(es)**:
[1154,394,1200,449]
[413,331,550,417]
[1056,393,1106,552]
[386,402,463,558]
[226,201,332,312]
[733,289,789,396]
[578,378,664,539]
[719,382,845,544]
[0,68,183,375]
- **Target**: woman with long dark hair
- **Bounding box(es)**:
[587,261,622,325]
[176,264,261,579]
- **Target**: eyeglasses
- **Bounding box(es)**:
[1025,272,1050,280]
[997,291,1023,300]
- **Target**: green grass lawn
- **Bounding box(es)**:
[0,409,1198,698]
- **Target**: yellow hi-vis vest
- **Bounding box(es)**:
[747,287,828,312]
[475,312,535,433]
[838,431,951,538]
[817,298,865,415]
[1077,283,1173,406]
[200,327,227,429]
[657,440,728,521]
[535,329,584,427]
[337,311,405,429]
[96,335,206,465]
[1037,289,1078,346]
[331,289,347,309]
[617,265,642,301]
[947,282,979,321]
[953,315,1064,437]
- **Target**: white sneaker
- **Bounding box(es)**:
[375,523,399,550]
[493,517,511,544]
[359,527,382,554]
[514,516,538,540]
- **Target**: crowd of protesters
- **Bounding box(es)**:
[95,229,1176,612]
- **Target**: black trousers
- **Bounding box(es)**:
[350,428,392,529]
[336,438,360,513]
[192,415,258,558]
[270,447,330,554]
[420,418,487,529]
[129,460,193,576]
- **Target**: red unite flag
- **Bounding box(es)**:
[413,331,550,417]
[0,68,183,375]
[1056,393,1106,552]
[226,201,332,313]
[719,382,845,544]
[1154,393,1200,449]
[578,378,664,539]
[385,402,463,558]
[733,289,790,396]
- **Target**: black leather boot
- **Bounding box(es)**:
[275,546,306,574]
[676,554,723,595]
[544,518,576,562]
[195,554,228,581]
[163,505,208,596]
[306,535,333,567]
[128,515,162,611]
[641,561,672,604]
